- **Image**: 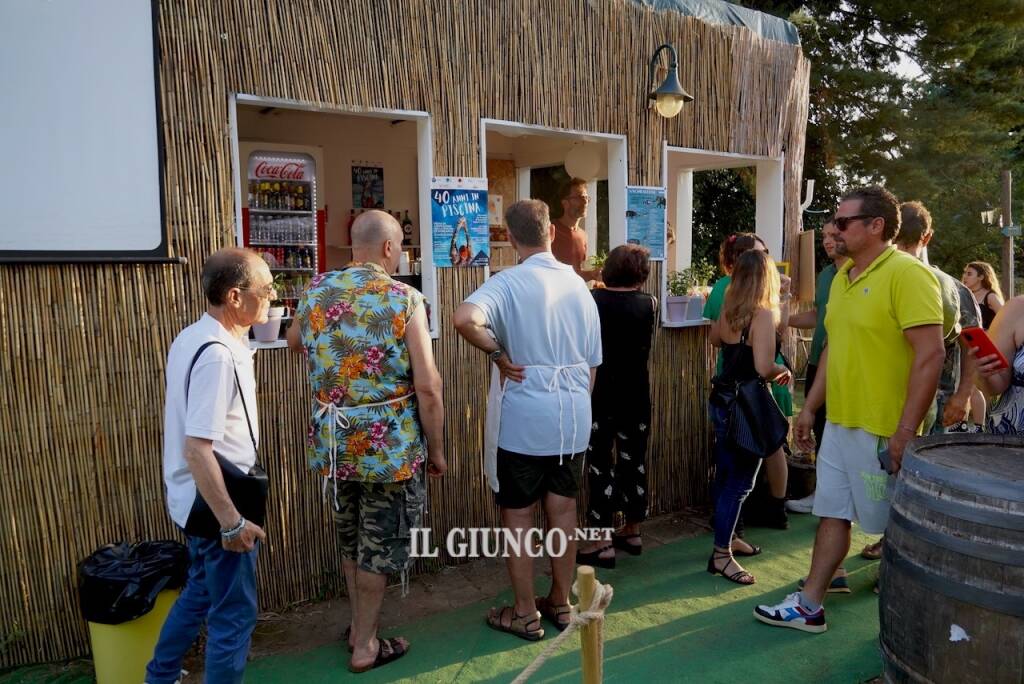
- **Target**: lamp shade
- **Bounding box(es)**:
[564,144,601,180]
[647,46,693,119]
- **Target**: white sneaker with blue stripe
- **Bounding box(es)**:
[754,592,827,633]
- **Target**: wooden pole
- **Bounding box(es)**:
[577,565,602,684]
[1001,170,1015,298]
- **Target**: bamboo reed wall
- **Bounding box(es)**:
[0,0,808,666]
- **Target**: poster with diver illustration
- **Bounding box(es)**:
[431,176,490,267]
[625,186,667,260]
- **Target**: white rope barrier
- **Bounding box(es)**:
[510,578,614,684]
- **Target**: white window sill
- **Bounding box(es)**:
[661,318,711,328]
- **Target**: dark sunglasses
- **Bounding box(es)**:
[834,214,877,232]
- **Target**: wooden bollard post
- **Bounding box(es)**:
[577,565,602,684]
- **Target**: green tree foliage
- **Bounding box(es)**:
[717,1,1024,279]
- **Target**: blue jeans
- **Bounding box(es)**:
[710,402,761,549]
[146,536,259,684]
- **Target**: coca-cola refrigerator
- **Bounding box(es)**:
[239,145,327,339]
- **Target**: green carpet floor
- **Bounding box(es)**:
[246,514,882,683]
[0,515,881,683]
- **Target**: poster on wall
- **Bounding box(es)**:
[352,164,385,208]
[625,186,667,260]
[431,176,489,267]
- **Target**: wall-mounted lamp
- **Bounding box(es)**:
[647,44,693,118]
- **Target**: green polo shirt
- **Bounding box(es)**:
[824,247,943,437]
[704,275,793,416]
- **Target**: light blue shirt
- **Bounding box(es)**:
[465,252,602,455]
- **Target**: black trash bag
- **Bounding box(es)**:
[78,540,189,625]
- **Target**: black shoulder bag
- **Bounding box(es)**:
[716,328,791,460]
[181,341,269,540]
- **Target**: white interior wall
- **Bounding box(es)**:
[237,106,421,260]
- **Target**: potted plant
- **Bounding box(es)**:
[251,273,289,343]
[666,259,716,323]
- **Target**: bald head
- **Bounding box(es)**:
[202,247,262,305]
[351,210,403,248]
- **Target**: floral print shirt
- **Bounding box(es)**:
[295,262,426,483]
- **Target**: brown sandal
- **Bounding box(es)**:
[536,596,573,631]
[861,539,883,560]
[347,636,409,673]
[486,605,545,641]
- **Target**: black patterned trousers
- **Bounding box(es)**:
[585,408,651,527]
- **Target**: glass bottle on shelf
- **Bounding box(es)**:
[402,210,414,245]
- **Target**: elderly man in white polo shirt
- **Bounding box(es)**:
[455,199,602,641]
[147,247,271,684]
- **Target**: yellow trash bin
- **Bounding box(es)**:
[87,589,180,684]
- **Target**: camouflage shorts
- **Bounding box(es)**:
[332,474,425,575]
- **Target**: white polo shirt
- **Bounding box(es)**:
[465,251,602,455]
[162,314,259,528]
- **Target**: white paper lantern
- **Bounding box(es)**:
[564,144,601,181]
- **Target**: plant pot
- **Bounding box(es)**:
[786,458,817,500]
[685,294,706,321]
[252,308,285,343]
[666,295,689,323]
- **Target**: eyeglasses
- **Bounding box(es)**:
[240,284,277,299]
[833,214,877,232]
[566,194,590,202]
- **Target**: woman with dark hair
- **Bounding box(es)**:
[963,261,1004,429]
[704,233,792,531]
[576,244,657,570]
[707,250,791,584]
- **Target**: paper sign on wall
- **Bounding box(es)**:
[625,186,667,260]
[431,177,489,267]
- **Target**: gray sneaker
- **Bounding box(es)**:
[785,493,814,513]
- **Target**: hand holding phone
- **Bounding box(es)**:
[961,326,1009,371]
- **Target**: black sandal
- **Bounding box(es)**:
[612,534,642,556]
[576,545,616,569]
[348,636,409,673]
[731,536,762,557]
[706,549,756,585]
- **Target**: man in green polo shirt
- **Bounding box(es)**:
[754,185,944,634]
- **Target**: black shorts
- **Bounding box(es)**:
[494,448,585,509]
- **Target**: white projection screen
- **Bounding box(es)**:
[0,0,167,262]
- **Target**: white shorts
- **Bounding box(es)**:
[811,421,894,535]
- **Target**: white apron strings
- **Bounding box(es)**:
[314,392,417,509]
[483,362,589,493]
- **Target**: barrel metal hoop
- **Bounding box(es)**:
[889,507,1024,566]
[883,543,1024,618]
[902,452,1024,504]
[878,637,932,684]
[895,481,1024,532]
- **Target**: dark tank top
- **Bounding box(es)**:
[979,291,997,330]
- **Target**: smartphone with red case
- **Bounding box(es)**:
[961,326,1010,370]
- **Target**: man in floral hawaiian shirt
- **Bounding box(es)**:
[287,210,445,673]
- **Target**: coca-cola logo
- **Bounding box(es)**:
[254,161,306,180]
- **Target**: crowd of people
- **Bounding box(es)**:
[148,177,1020,679]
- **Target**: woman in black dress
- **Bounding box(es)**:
[577,245,657,569]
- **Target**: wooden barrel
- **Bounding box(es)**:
[879,434,1024,683]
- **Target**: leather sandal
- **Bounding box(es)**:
[347,636,409,673]
[612,534,642,556]
[536,596,573,631]
[486,605,545,642]
[731,535,762,557]
[706,549,755,585]
[861,539,883,560]
[576,545,616,569]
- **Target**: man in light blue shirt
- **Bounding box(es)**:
[455,198,601,640]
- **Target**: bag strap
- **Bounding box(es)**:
[185,341,258,456]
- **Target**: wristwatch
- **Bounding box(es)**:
[488,348,505,363]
